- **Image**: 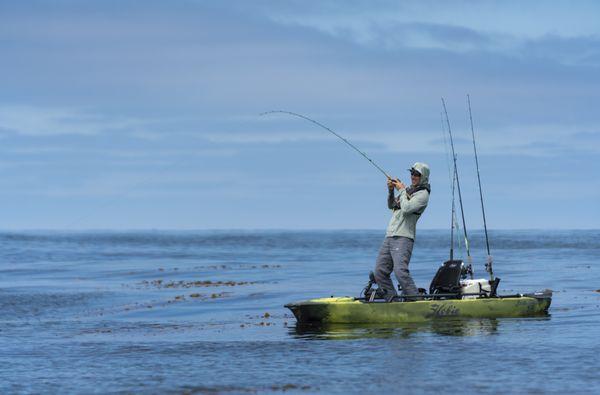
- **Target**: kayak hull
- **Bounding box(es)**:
[285,292,552,324]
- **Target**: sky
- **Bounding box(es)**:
[0,0,599,230]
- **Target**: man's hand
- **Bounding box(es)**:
[388,178,405,191]
[387,178,395,190]
[394,180,406,190]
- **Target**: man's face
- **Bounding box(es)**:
[410,172,421,187]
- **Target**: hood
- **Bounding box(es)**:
[410,162,430,186]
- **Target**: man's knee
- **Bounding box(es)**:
[374,263,391,278]
[395,266,411,276]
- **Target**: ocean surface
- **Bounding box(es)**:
[1,229,599,394]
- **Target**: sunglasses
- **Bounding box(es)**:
[410,170,421,177]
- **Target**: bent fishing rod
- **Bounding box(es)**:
[441,98,472,264]
[467,94,495,281]
[260,110,394,180]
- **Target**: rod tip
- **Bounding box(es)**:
[259,110,285,117]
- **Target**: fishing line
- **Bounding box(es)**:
[260,110,393,180]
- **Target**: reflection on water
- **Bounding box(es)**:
[291,318,505,340]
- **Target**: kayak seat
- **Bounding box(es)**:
[429,260,464,296]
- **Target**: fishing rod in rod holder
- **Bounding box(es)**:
[441,98,472,268]
[260,110,394,180]
[467,94,496,283]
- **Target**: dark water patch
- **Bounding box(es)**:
[77,322,197,336]
[0,291,104,319]
[139,279,258,288]
[82,291,235,317]
[189,264,283,270]
[180,383,314,394]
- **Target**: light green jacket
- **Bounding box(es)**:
[385,162,430,240]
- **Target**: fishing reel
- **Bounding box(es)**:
[461,263,474,280]
[485,255,494,276]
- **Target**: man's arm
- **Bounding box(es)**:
[399,190,429,214]
[388,189,401,210]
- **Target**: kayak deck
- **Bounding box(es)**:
[285,291,552,324]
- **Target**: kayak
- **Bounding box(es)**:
[285,291,552,324]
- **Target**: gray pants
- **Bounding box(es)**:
[374,236,417,298]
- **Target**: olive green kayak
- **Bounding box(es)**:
[285,291,552,324]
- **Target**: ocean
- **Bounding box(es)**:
[1,230,599,394]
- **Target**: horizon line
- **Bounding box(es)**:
[0,227,597,232]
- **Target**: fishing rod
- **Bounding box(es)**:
[450,162,457,261]
[260,110,393,180]
[467,94,494,281]
[441,98,472,264]
[441,111,463,259]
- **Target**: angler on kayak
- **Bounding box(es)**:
[375,162,430,301]
[280,104,551,324]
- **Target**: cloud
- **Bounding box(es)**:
[270,17,505,54]
[256,1,600,66]
[0,169,236,198]
[253,0,600,40]
[517,34,600,66]
[1,100,595,163]
[5,145,237,159]
[0,106,141,136]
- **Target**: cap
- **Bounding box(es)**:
[408,168,421,176]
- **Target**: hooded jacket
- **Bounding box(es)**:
[385,162,430,240]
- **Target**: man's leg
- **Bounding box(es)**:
[373,237,397,299]
[390,237,418,297]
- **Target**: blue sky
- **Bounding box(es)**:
[0,0,599,229]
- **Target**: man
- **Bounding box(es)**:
[373,162,430,301]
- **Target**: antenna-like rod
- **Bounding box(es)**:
[450,162,457,261]
[441,111,458,261]
[441,98,471,262]
[260,110,393,179]
[467,95,494,280]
